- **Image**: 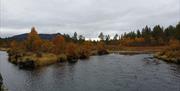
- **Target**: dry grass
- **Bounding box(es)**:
[36,53,58,66]
[106,45,168,52]
[57,54,67,62]
[20,53,58,66]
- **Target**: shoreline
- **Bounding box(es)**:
[154,52,180,64]
[109,51,155,55]
[1,48,179,70]
[5,49,109,69]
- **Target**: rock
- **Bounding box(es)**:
[97,49,109,55]
[18,60,35,69]
[0,74,7,91]
[67,56,78,63]
[0,74,2,88]
[79,54,89,59]
[68,59,78,63]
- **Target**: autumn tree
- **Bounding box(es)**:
[26,27,42,52]
[52,35,66,54]
[65,42,79,59]
[97,41,108,55]
[169,39,180,51]
[79,41,93,58]
[10,41,18,52]
[41,40,54,53]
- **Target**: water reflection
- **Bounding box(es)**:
[0,51,180,91]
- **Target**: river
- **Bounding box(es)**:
[0,51,180,91]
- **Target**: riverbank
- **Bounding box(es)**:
[109,46,166,55]
[5,45,180,69]
[109,51,153,55]
[154,51,180,64]
[0,48,9,51]
[153,40,180,64]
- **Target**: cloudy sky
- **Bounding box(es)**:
[0,0,179,38]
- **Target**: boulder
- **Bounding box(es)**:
[0,74,2,88]
[97,49,109,55]
[18,60,35,69]
[67,56,78,63]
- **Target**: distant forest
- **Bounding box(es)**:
[0,22,179,48]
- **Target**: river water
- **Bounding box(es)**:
[0,51,180,91]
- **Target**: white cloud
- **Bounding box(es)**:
[0,0,179,38]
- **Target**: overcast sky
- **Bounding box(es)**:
[0,0,180,38]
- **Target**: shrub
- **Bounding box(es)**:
[65,43,79,61]
[58,54,67,62]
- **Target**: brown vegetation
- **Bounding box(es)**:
[155,39,180,63]
[1,22,179,68]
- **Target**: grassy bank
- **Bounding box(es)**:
[8,52,68,69]
[7,49,109,69]
[108,46,167,52]
[154,40,180,64]
[154,51,180,64]
[108,46,167,55]
[0,48,9,51]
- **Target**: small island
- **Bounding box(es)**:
[6,27,109,69]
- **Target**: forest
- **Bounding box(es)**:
[0,22,180,68]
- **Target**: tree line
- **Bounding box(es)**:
[98,22,180,46]
[0,22,179,50]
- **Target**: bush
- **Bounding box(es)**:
[65,43,79,59]
[58,54,67,62]
[169,39,180,51]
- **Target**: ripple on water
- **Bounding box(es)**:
[0,51,180,91]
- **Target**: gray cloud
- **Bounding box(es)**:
[0,0,179,38]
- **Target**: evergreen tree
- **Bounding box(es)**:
[73,32,78,40]
[113,34,118,40]
[98,32,104,41]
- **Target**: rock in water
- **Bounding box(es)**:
[0,74,3,91]
[0,74,8,91]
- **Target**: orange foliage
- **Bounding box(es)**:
[169,39,180,51]
[26,27,42,52]
[135,37,145,43]
[65,43,78,58]
[97,42,105,51]
[52,35,65,54]
[120,37,145,46]
[10,41,18,51]
[41,41,54,52]
[78,42,93,58]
